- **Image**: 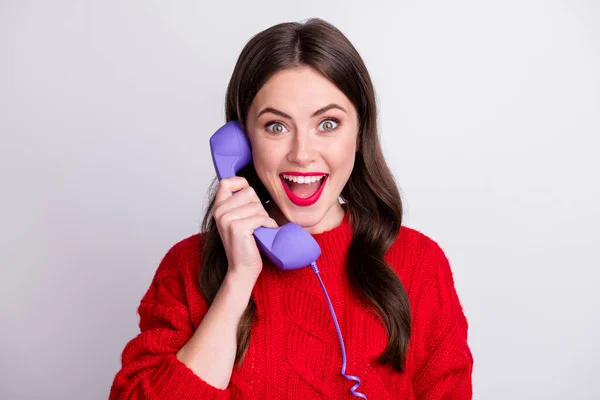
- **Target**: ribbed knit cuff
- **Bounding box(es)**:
[149,354,231,400]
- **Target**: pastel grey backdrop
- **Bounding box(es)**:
[1,1,599,399]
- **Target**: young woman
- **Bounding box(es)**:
[110,18,473,399]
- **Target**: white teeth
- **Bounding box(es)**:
[282,174,326,184]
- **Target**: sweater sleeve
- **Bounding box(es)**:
[109,242,230,400]
[411,242,474,400]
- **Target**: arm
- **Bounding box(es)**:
[176,270,255,389]
[412,243,474,400]
[109,243,254,400]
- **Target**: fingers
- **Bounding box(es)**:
[214,177,278,242]
[215,177,255,205]
[219,210,279,236]
[215,201,269,227]
[214,188,263,222]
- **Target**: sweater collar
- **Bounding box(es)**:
[309,210,352,273]
[264,210,352,277]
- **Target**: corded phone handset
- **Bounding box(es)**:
[209,120,367,399]
[209,120,321,271]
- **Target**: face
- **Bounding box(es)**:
[245,66,359,234]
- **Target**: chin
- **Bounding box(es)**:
[288,213,322,228]
[281,202,333,227]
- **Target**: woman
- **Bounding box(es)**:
[110,18,473,399]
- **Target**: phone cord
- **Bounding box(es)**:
[310,261,368,399]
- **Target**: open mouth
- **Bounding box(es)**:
[279,173,329,206]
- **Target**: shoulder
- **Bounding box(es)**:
[385,225,454,294]
[169,232,204,259]
[137,232,206,308]
[151,232,205,282]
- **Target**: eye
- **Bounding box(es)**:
[265,121,289,135]
[319,118,340,132]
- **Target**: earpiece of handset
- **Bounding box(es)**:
[209,121,322,270]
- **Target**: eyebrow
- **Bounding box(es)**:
[256,103,347,120]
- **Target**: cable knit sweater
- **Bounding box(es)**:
[110,213,473,399]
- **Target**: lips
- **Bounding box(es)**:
[280,173,328,207]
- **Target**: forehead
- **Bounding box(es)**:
[250,66,353,115]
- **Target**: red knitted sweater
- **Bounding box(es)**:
[110,213,473,399]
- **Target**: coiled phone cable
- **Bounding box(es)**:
[310,261,367,399]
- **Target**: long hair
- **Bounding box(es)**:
[199,18,411,372]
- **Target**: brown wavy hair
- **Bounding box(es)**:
[199,18,410,372]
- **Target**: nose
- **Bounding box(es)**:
[287,130,317,166]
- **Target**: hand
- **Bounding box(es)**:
[213,177,278,281]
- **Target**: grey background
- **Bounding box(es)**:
[1,1,599,399]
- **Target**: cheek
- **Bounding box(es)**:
[330,140,356,177]
[251,145,282,180]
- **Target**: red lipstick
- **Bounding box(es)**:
[280,173,328,207]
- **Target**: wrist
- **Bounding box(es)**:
[218,270,257,318]
[225,266,260,289]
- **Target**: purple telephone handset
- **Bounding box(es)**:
[209,121,322,271]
